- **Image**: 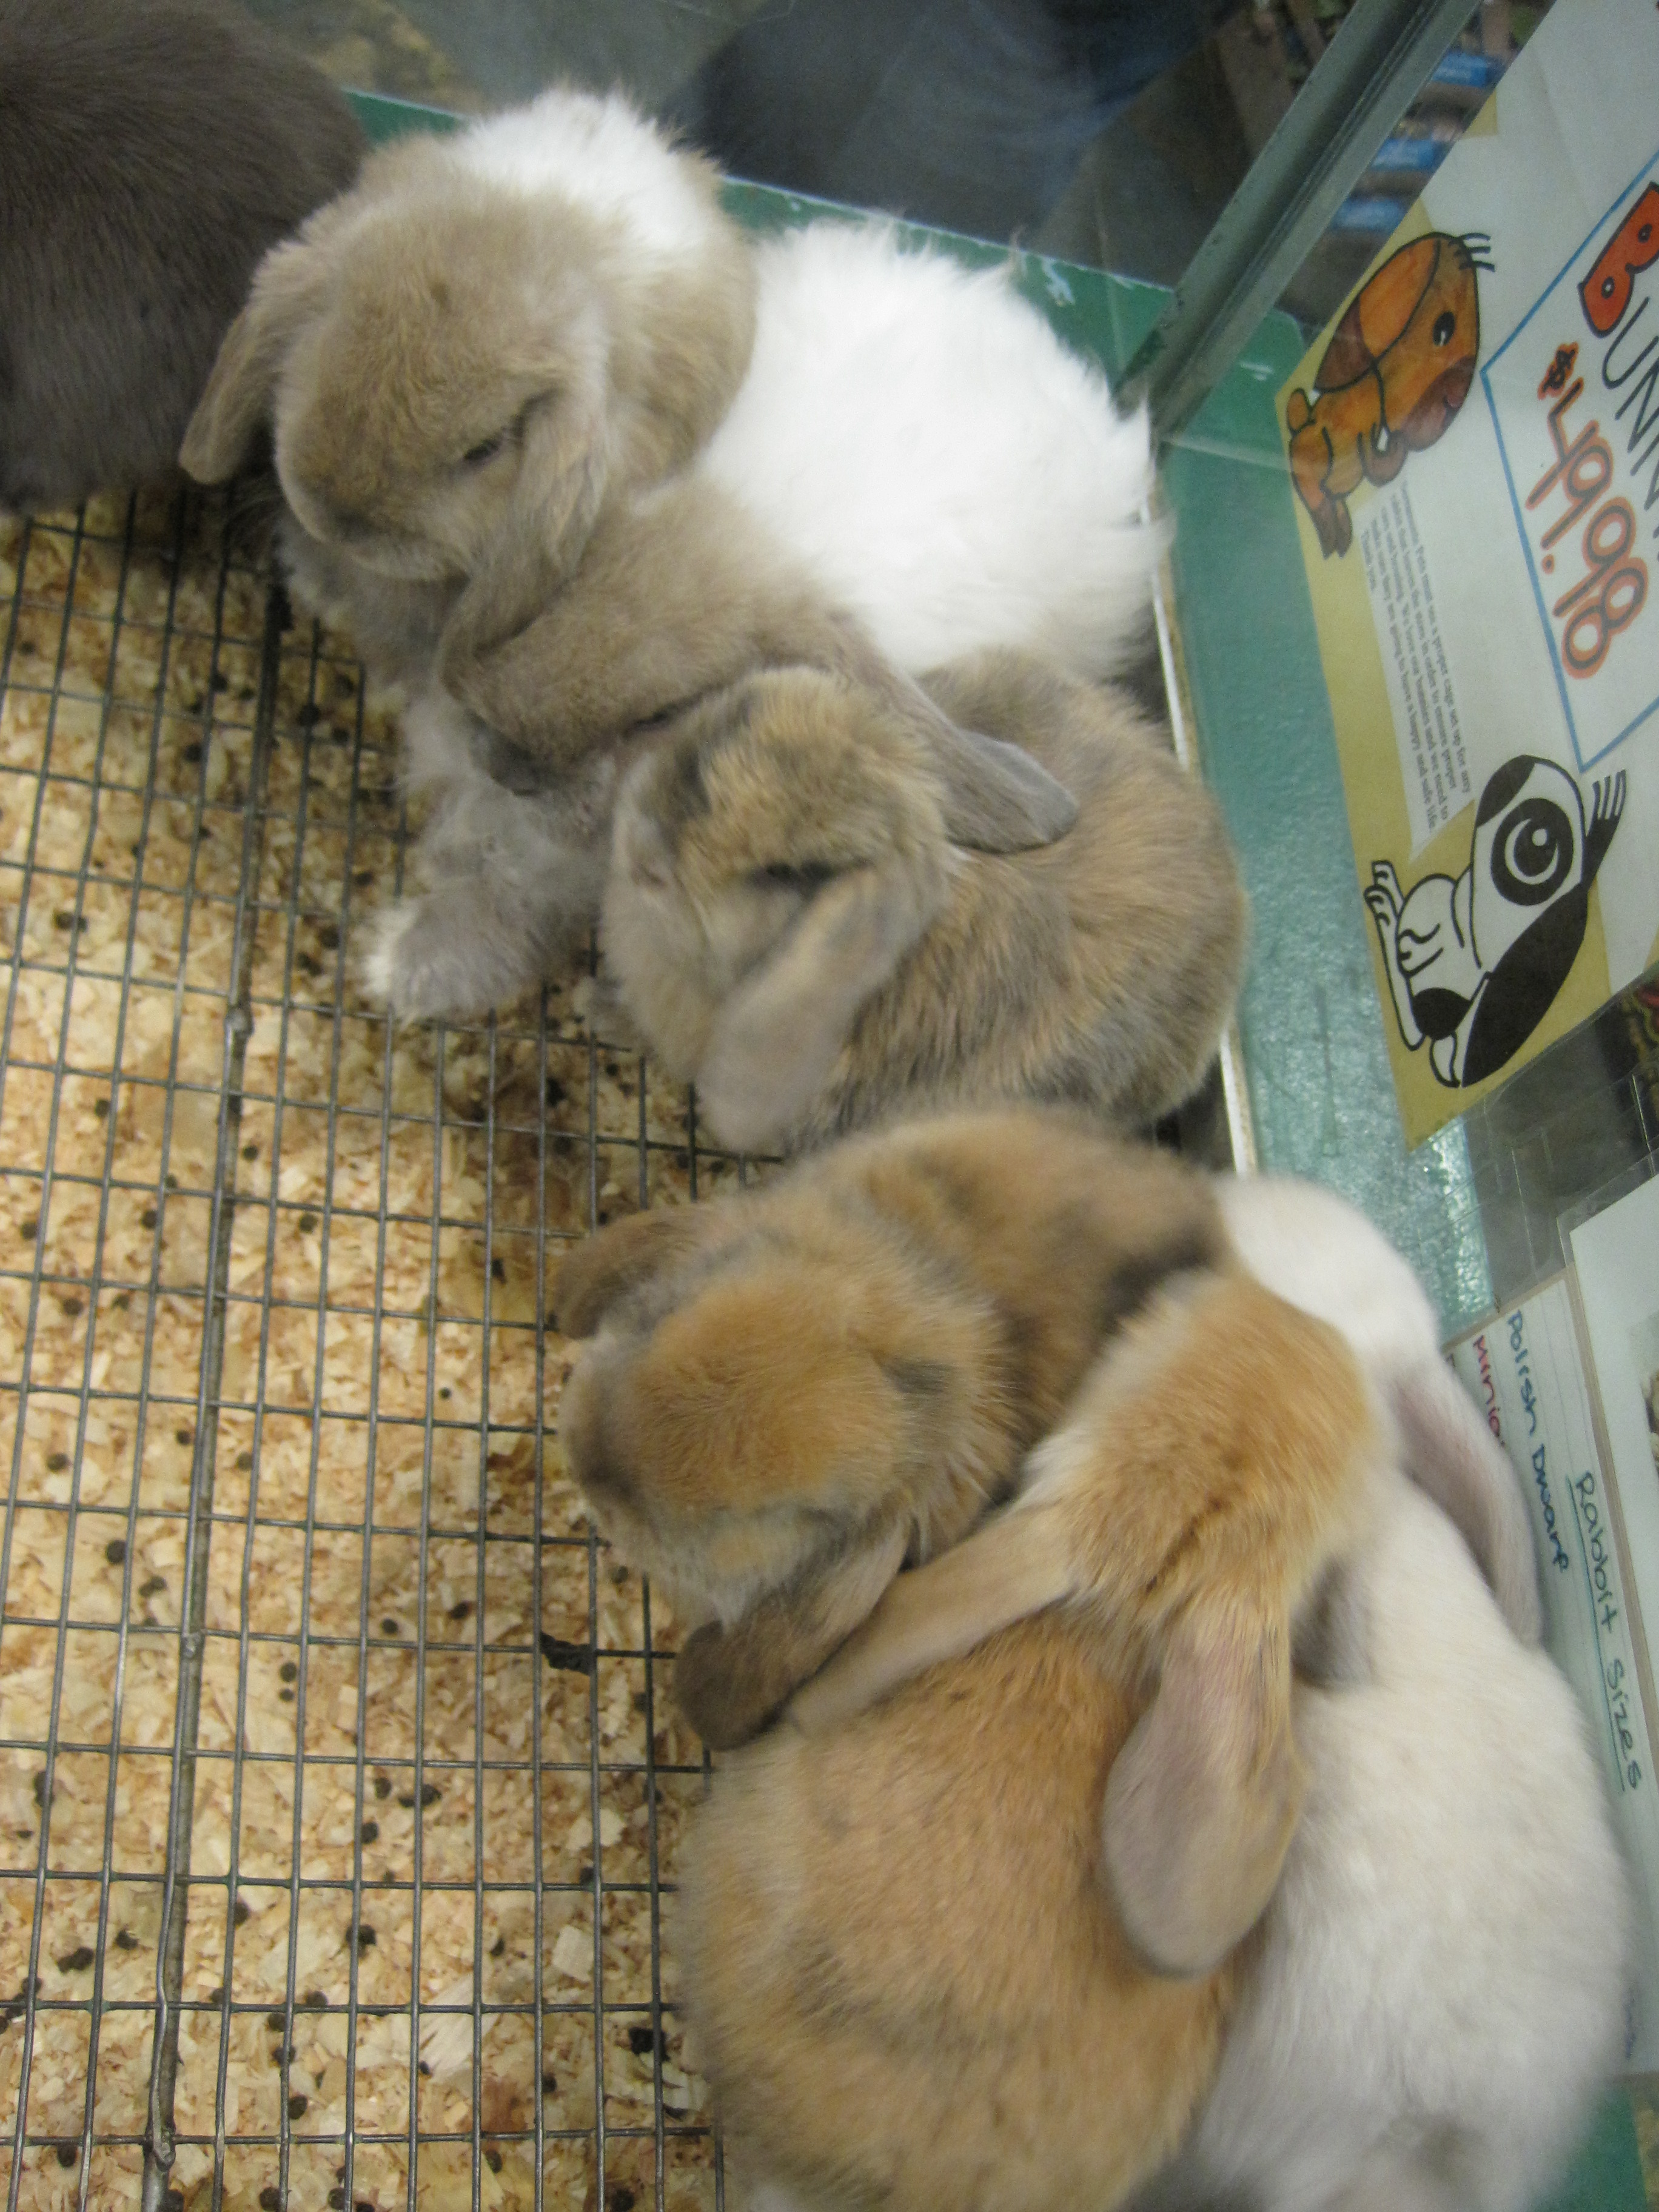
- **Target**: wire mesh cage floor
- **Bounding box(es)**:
[0,487,739,2212]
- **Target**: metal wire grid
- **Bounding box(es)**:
[0,490,731,2212]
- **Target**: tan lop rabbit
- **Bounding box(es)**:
[181,85,757,680]
[600,649,1247,1155]
[677,1269,1383,2212]
[553,1108,1224,1747]
[793,1164,1546,1750]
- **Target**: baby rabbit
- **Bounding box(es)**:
[421,220,1164,755]
[1216,1170,1542,1645]
[358,581,1081,1023]
[794,1179,1614,2212]
[182,89,1157,720]
[357,688,656,1021]
[796,1165,1544,1734]
[181,89,1114,1016]
[0,0,364,514]
[182,84,757,668]
[553,1107,1225,1748]
[679,1269,1384,2212]
[600,648,1248,1154]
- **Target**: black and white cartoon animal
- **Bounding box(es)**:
[1363,756,1625,1088]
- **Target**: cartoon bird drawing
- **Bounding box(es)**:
[1364,757,1625,1088]
[1286,232,1491,557]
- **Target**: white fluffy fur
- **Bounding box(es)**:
[1218,1174,1446,1390]
[700,221,1160,677]
[451,85,725,263]
[1132,1468,1631,2212]
[360,689,637,1019]
[1219,1173,1543,1645]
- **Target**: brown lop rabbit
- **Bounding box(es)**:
[679,1269,1382,2212]
[554,1107,1224,1748]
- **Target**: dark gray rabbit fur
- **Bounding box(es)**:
[0,0,364,513]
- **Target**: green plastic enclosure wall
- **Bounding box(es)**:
[339,87,1645,2212]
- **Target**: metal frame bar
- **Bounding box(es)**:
[1129,0,1481,437]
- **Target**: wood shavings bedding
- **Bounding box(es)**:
[0,497,724,2210]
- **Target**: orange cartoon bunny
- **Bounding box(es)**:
[1287,232,1490,556]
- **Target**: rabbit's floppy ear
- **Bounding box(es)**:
[181,222,343,481]
[1101,1596,1302,1977]
[439,338,616,716]
[922,713,1080,853]
[695,860,946,1154]
[1392,1355,1542,1645]
[552,1206,712,1339]
[787,1500,1076,1735]
[856,662,1078,854]
[673,1517,912,1749]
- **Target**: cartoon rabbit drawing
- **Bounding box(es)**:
[1364,756,1625,1088]
[1287,232,1491,557]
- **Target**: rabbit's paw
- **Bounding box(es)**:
[360,893,541,1022]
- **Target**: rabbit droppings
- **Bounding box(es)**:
[600,648,1248,1154]
[795,1173,1624,2212]
[0,0,364,514]
[552,1107,1225,1748]
[679,1267,1383,2212]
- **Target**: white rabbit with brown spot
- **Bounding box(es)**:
[179,89,1159,1018]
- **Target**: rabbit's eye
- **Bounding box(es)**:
[461,432,507,467]
[754,863,835,894]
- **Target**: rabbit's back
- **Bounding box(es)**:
[683,1614,1231,2212]
[449,85,730,265]
[0,0,363,512]
[813,657,1244,1138]
[698,224,1160,678]
[1164,1479,1628,2212]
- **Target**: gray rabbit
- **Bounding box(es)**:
[0,0,364,512]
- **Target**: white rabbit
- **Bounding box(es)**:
[186,88,1158,703]
[696,215,1159,681]
[1126,1464,1631,2212]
